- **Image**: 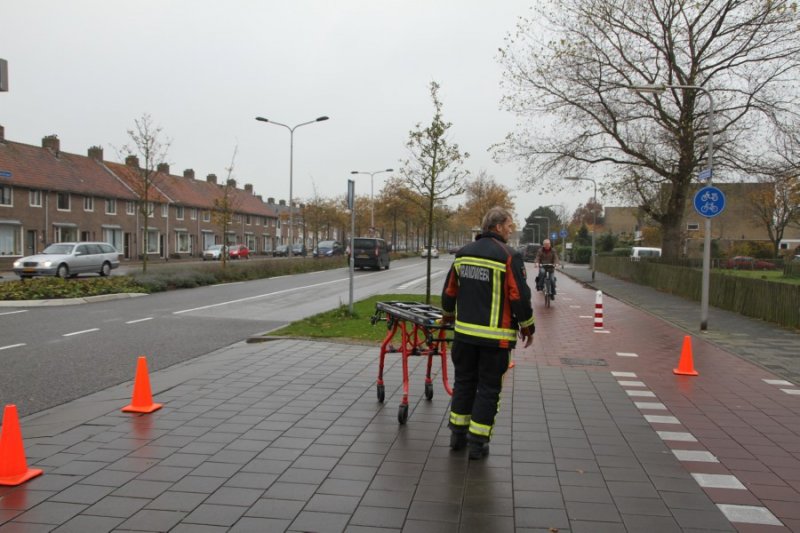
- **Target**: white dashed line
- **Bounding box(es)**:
[644,414,680,424]
[616,352,638,357]
[717,504,782,526]
[617,380,646,387]
[634,402,666,410]
[656,431,697,442]
[0,343,26,351]
[611,371,637,377]
[625,390,656,397]
[0,310,28,316]
[126,317,154,324]
[763,379,793,386]
[672,450,718,463]
[63,328,99,337]
[691,473,746,490]
[781,389,800,395]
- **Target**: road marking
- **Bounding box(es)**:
[764,379,793,386]
[0,310,28,316]
[717,504,782,526]
[625,390,655,397]
[672,450,718,463]
[644,414,680,424]
[616,352,638,357]
[0,343,26,351]
[174,264,429,315]
[126,317,154,324]
[691,473,746,490]
[656,431,697,442]
[617,380,646,387]
[635,402,666,410]
[611,371,637,377]
[63,328,99,337]
[578,315,592,318]
[781,388,800,395]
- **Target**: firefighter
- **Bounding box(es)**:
[441,206,535,460]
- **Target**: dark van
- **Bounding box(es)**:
[351,237,390,270]
[521,243,541,263]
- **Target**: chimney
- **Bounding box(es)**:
[125,155,139,167]
[206,173,217,185]
[226,178,236,188]
[267,197,275,204]
[0,125,4,143]
[279,199,286,206]
[245,183,253,193]
[87,146,103,161]
[42,134,60,154]
[157,163,170,174]
[256,195,262,201]
[183,168,195,180]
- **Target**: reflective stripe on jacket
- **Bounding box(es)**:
[441,232,534,349]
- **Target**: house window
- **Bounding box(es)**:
[176,206,184,220]
[145,229,159,253]
[127,201,136,215]
[80,230,91,241]
[147,202,155,217]
[246,215,252,225]
[175,231,190,253]
[84,196,94,212]
[106,198,117,215]
[190,208,197,220]
[687,223,700,231]
[202,210,211,222]
[0,222,21,254]
[161,203,168,217]
[57,192,70,211]
[0,186,11,206]
[54,225,77,242]
[102,228,122,249]
[29,190,42,207]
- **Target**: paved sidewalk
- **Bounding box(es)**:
[0,271,799,531]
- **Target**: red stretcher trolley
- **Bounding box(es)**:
[371,301,453,424]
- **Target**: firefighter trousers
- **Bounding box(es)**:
[448,341,509,443]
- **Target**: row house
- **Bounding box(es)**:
[0,125,299,265]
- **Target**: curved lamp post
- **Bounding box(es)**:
[565,177,597,281]
[255,115,329,256]
[532,216,550,242]
[350,168,393,231]
[629,83,714,331]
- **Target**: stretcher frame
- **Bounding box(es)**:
[371,301,453,424]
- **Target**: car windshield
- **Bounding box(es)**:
[318,241,335,249]
[42,244,75,254]
[208,245,223,251]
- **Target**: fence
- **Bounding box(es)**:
[596,257,800,329]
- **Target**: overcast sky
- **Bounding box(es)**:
[1,0,586,229]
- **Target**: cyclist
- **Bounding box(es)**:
[534,239,559,299]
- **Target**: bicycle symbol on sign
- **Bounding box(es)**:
[700,202,719,214]
[700,191,719,202]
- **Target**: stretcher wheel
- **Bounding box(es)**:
[377,384,385,403]
[398,404,408,424]
[424,382,433,400]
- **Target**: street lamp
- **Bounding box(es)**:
[255,115,329,256]
[350,168,394,231]
[629,83,714,331]
[532,216,550,242]
[565,177,597,281]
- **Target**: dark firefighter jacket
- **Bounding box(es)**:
[441,231,535,349]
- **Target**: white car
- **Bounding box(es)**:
[421,246,439,259]
[13,242,121,279]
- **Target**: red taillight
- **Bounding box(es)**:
[374,247,379,257]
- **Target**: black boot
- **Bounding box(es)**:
[449,431,466,451]
[468,440,490,460]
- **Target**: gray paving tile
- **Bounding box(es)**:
[146,491,208,512]
[183,503,248,527]
[229,516,292,532]
[83,495,148,518]
[117,509,187,531]
[290,510,351,533]
[12,502,86,525]
[51,514,124,532]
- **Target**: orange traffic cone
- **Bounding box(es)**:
[122,356,163,413]
[0,405,43,486]
[673,336,699,376]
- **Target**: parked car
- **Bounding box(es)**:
[227,244,250,260]
[313,240,345,258]
[291,244,308,257]
[520,243,541,263]
[272,244,289,257]
[420,246,439,259]
[202,244,227,261]
[631,247,662,261]
[12,242,120,279]
[350,237,390,270]
[448,245,462,255]
[724,256,777,270]
[793,255,800,264]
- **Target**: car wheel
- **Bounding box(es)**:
[385,260,390,270]
[57,264,69,279]
[99,262,111,277]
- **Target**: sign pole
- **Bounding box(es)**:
[348,179,355,315]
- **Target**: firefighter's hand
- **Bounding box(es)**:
[439,313,455,326]
[519,326,534,348]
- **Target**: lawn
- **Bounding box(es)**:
[715,269,800,285]
[267,293,443,342]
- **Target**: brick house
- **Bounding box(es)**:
[0,125,291,266]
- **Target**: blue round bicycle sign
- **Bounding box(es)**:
[693,186,726,218]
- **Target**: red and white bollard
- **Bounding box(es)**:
[594,290,604,330]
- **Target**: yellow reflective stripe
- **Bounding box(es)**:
[491,268,500,328]
[454,257,507,272]
[518,316,535,328]
[455,321,516,341]
[469,420,492,437]
[449,412,470,427]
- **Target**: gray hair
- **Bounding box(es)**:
[481,207,513,234]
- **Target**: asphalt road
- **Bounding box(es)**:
[0,257,452,417]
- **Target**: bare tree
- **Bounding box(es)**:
[401,81,469,302]
[120,114,171,273]
[497,0,800,260]
[211,147,242,268]
[457,170,515,229]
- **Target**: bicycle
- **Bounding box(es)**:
[540,263,555,308]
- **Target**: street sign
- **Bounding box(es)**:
[560,229,567,238]
[550,232,557,241]
[347,179,354,210]
[697,168,712,181]
[0,170,11,178]
[693,186,726,218]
